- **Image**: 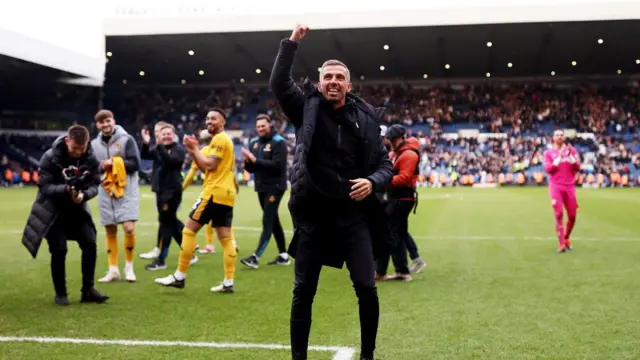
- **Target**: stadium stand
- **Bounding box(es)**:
[2,83,638,187]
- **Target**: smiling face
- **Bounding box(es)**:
[96,115,115,136]
[205,110,225,135]
[160,126,174,146]
[255,118,271,138]
[318,60,352,107]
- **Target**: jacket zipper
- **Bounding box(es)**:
[337,124,342,183]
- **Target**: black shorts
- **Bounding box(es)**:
[189,197,233,227]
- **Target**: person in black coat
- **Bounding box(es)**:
[21,125,109,306]
[269,24,393,360]
[239,114,290,269]
[141,124,187,270]
[139,121,170,260]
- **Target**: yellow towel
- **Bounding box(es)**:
[102,156,127,198]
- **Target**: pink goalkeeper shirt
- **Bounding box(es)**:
[543,146,580,186]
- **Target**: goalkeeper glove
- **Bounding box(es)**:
[553,157,561,166]
[568,155,576,164]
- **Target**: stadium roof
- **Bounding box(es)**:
[104,20,640,86]
[0,55,80,88]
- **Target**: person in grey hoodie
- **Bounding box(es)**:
[90,109,141,283]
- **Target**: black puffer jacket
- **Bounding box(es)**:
[269,38,395,267]
[21,136,101,258]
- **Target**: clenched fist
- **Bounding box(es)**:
[290,24,309,42]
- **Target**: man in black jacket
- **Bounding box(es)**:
[140,121,169,260]
[269,24,393,360]
[239,114,290,269]
[21,125,109,306]
[142,124,187,270]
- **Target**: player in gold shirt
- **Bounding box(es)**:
[182,129,217,254]
[155,108,237,293]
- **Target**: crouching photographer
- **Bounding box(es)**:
[22,125,109,306]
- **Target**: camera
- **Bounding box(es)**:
[62,166,92,192]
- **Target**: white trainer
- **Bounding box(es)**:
[124,263,136,282]
[140,247,160,260]
[198,245,216,254]
[98,270,121,283]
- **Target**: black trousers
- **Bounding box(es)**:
[156,193,184,262]
[376,200,415,275]
[291,221,379,360]
[406,233,420,260]
[45,215,97,296]
[254,191,287,257]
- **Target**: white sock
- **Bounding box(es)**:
[174,271,186,281]
[108,266,119,273]
[280,253,289,260]
[125,262,134,270]
[223,278,234,287]
[153,247,160,252]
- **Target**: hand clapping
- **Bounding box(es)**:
[241,148,256,163]
[183,135,198,151]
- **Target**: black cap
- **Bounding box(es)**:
[385,124,406,140]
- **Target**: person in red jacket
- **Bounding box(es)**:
[375,125,426,281]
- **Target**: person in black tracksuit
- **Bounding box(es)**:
[270,25,393,360]
[22,125,109,305]
[142,124,187,270]
[239,114,290,269]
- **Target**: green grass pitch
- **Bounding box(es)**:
[0,186,639,359]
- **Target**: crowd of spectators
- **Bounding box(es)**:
[2,82,640,187]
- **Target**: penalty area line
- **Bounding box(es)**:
[0,336,356,359]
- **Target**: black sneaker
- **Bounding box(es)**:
[145,259,167,271]
[267,255,291,266]
[240,255,259,269]
[154,274,185,289]
[54,295,69,306]
[80,288,109,304]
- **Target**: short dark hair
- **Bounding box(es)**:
[255,114,271,123]
[67,125,90,144]
[208,107,227,121]
[94,109,114,123]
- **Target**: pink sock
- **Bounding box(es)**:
[554,210,566,246]
[565,216,576,239]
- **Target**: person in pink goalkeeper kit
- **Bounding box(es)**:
[543,130,580,253]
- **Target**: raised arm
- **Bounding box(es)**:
[543,150,559,175]
[140,142,156,160]
[268,24,309,128]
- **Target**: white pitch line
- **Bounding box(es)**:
[333,347,357,360]
[0,336,355,359]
